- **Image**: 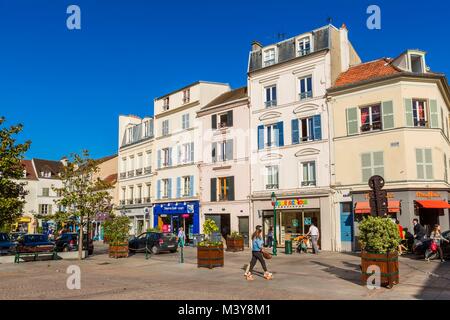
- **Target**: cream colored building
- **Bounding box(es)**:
[248,24,361,251]
[197,87,252,244]
[153,81,230,241]
[117,115,155,235]
[328,49,450,251]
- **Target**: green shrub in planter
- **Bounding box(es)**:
[228,231,243,239]
[198,219,222,247]
[359,216,401,253]
[103,216,130,245]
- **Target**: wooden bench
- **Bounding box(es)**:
[14,249,57,264]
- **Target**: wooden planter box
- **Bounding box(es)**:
[197,244,224,269]
[361,250,399,288]
[109,242,129,259]
[226,237,244,252]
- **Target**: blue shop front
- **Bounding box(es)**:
[153,201,200,242]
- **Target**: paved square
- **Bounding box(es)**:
[1,243,449,300]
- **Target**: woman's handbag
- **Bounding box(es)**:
[262,250,272,260]
[430,241,438,252]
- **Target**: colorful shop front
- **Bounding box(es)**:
[252,193,333,251]
[352,189,450,250]
[153,201,200,243]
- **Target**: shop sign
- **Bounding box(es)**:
[416,191,441,199]
[364,192,395,199]
[275,199,308,209]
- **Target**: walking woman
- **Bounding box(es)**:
[244,226,273,280]
[425,224,449,262]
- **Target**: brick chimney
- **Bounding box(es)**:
[251,40,262,51]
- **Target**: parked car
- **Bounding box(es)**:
[54,232,94,255]
[413,230,450,259]
[128,232,178,254]
[16,234,55,253]
[0,233,16,255]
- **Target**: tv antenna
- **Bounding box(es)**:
[277,32,287,41]
[327,17,333,24]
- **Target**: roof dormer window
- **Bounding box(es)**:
[297,36,311,56]
[263,48,276,67]
[410,54,424,73]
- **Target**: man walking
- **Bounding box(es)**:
[413,219,426,241]
[306,221,320,254]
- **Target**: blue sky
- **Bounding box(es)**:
[1,0,449,160]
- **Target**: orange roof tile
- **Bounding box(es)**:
[334,58,401,87]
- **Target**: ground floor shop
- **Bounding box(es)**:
[119,206,152,236]
[153,201,199,243]
[350,189,450,251]
[252,195,333,251]
[12,216,33,233]
[201,201,251,246]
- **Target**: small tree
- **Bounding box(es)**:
[0,117,31,229]
[54,150,113,259]
[103,215,130,245]
[359,216,401,254]
[198,219,222,247]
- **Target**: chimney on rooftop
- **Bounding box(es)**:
[60,157,68,166]
[251,40,262,51]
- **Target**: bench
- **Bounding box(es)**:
[14,249,57,264]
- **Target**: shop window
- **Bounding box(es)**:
[360,104,382,132]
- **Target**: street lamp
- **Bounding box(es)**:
[271,192,277,256]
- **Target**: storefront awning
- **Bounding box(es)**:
[354,201,401,214]
[415,200,450,209]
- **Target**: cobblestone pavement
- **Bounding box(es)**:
[1,242,449,300]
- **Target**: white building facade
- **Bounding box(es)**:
[117,115,155,235]
[248,24,361,251]
[153,81,230,241]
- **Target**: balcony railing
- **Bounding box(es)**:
[119,200,125,205]
[361,122,382,132]
[127,199,134,205]
[144,166,152,174]
[264,59,276,67]
[298,48,311,56]
[301,180,316,187]
[120,172,126,179]
[127,170,135,178]
[266,184,279,190]
[414,119,428,127]
[183,97,190,104]
[135,169,143,176]
[144,197,151,204]
[135,198,142,204]
[264,100,277,108]
[299,91,313,100]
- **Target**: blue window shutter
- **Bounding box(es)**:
[176,177,181,198]
[291,119,299,144]
[190,142,194,163]
[212,142,217,162]
[313,114,322,140]
[156,180,161,200]
[168,147,172,166]
[167,178,172,198]
[157,150,161,169]
[189,175,194,197]
[177,145,181,164]
[308,118,314,140]
[272,86,277,101]
[276,121,284,147]
[257,125,264,150]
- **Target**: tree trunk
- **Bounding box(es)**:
[78,217,84,260]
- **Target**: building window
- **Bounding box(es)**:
[258,122,284,149]
[292,115,321,143]
[120,188,126,205]
[143,120,153,137]
[412,99,427,127]
[183,89,190,104]
[416,148,433,180]
[163,97,170,111]
[219,112,229,128]
[162,120,169,136]
[42,188,50,197]
[128,186,134,204]
[212,140,233,162]
[264,85,277,108]
[299,76,313,100]
[410,54,424,73]
[182,113,190,130]
[297,37,311,56]
[162,179,170,198]
[360,104,382,132]
[361,152,384,183]
[162,148,171,167]
[39,204,50,215]
[265,124,277,147]
[179,142,194,164]
[263,48,276,67]
[266,166,279,190]
[301,161,316,187]
[183,176,191,196]
[127,127,133,144]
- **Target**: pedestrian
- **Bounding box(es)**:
[266,226,273,248]
[413,218,426,241]
[396,220,406,255]
[425,224,449,263]
[177,227,186,263]
[306,221,320,254]
[244,225,272,281]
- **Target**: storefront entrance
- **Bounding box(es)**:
[159,214,194,242]
[238,216,249,246]
[205,214,230,239]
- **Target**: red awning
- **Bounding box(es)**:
[416,200,450,209]
[354,201,401,214]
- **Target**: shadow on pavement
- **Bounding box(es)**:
[310,260,361,286]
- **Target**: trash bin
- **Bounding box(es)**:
[285,240,293,254]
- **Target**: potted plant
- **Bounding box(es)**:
[359,216,401,288]
[103,215,131,259]
[197,219,224,269]
[226,231,244,252]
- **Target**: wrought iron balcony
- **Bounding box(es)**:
[299,91,313,100]
[135,169,143,176]
[120,172,126,179]
[144,197,151,204]
[127,170,135,178]
[301,180,316,187]
[266,184,279,190]
[135,198,142,204]
[127,199,134,205]
[264,100,277,108]
[144,166,152,174]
